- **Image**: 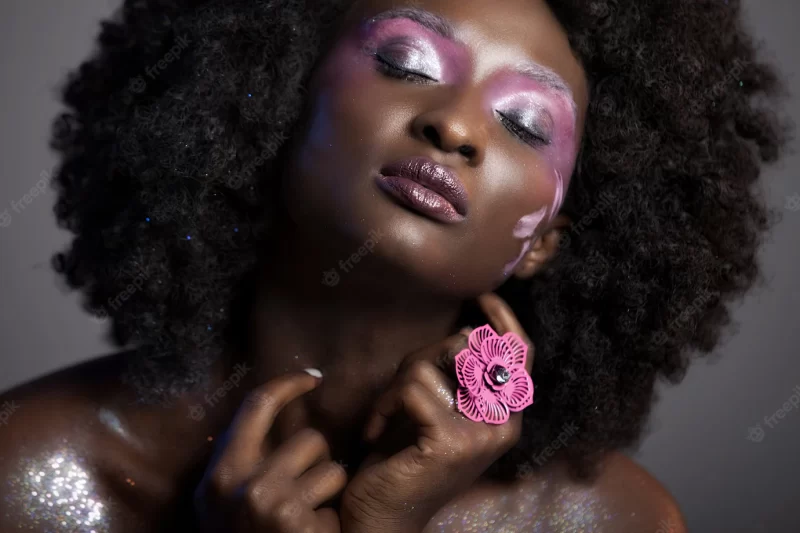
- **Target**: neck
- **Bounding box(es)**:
[239,219,464,460]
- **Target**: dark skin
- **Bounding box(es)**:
[0,0,688,531]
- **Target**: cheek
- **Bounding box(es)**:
[482,158,565,279]
[298,42,410,177]
[301,49,375,159]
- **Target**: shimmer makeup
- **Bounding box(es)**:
[489,65,575,277]
[361,8,469,85]
[358,8,579,278]
[8,449,109,532]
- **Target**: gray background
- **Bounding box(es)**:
[0,1,797,531]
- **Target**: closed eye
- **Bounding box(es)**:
[374,54,436,84]
[497,111,550,147]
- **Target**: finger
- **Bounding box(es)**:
[406,359,457,411]
[364,379,443,442]
[314,508,341,533]
[402,331,470,378]
[224,371,322,468]
[296,460,348,508]
[260,427,330,479]
[477,293,535,373]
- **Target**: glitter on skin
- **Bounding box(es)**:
[435,382,456,409]
[7,449,108,532]
[429,475,613,532]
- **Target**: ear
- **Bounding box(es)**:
[512,214,571,279]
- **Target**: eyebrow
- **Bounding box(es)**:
[368,7,577,118]
[369,7,456,40]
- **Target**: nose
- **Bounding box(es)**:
[411,90,487,166]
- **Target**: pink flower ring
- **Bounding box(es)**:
[454,324,534,424]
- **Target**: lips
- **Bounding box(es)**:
[375,156,469,224]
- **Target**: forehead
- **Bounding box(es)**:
[342,0,588,128]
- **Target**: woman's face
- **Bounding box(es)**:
[285,0,588,297]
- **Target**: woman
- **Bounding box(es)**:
[0,0,791,531]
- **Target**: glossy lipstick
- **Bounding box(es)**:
[375,156,469,224]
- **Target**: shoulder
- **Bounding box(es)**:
[585,451,687,532]
[426,451,686,533]
[0,351,193,532]
[526,451,687,533]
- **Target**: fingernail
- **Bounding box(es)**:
[303,368,323,379]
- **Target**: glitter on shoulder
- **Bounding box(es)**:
[6,447,110,532]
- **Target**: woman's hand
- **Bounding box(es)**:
[340,293,534,533]
[194,372,347,532]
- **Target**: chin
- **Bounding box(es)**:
[363,220,505,298]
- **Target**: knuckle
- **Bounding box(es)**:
[297,427,329,454]
[448,430,475,457]
[273,498,304,524]
[402,380,428,403]
[245,481,279,517]
[407,359,437,383]
[472,426,495,451]
[245,481,271,505]
[243,388,277,411]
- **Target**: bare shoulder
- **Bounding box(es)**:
[584,451,687,533]
[0,352,194,532]
[425,451,686,533]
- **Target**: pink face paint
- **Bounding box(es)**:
[488,66,576,279]
[359,17,469,84]
[549,168,565,222]
[503,162,568,277]
[503,239,532,278]
[513,205,548,239]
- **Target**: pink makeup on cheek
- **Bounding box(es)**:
[358,18,468,83]
[550,168,566,221]
[503,239,532,278]
[513,205,548,239]
[502,162,567,278]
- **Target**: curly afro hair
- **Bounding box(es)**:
[50,0,793,478]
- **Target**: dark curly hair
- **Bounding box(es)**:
[49,0,793,479]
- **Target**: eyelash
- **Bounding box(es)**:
[497,112,550,147]
[374,54,435,84]
[373,54,550,147]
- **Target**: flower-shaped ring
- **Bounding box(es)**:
[455,324,534,424]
